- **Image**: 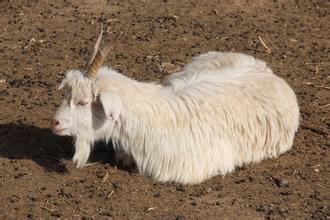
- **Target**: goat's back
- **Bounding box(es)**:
[153,52,300,183]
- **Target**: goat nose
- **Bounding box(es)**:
[52,119,59,127]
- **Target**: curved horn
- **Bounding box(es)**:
[86,23,107,77]
[87,45,110,77]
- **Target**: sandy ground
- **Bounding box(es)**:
[0,0,329,219]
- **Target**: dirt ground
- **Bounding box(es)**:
[0,0,329,219]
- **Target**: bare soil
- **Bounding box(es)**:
[0,0,329,219]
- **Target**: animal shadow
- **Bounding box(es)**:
[0,123,116,173]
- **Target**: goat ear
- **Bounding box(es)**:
[99,92,122,121]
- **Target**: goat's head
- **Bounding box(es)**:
[52,25,119,139]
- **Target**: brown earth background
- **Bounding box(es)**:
[0,0,329,219]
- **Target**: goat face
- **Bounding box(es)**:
[52,70,108,139]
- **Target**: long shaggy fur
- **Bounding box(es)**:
[54,52,300,184]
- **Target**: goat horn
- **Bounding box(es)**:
[85,23,105,77]
[87,45,110,77]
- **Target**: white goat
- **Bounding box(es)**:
[53,30,299,184]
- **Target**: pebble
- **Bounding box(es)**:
[275,178,289,187]
[205,187,212,193]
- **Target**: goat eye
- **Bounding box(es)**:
[76,100,88,106]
